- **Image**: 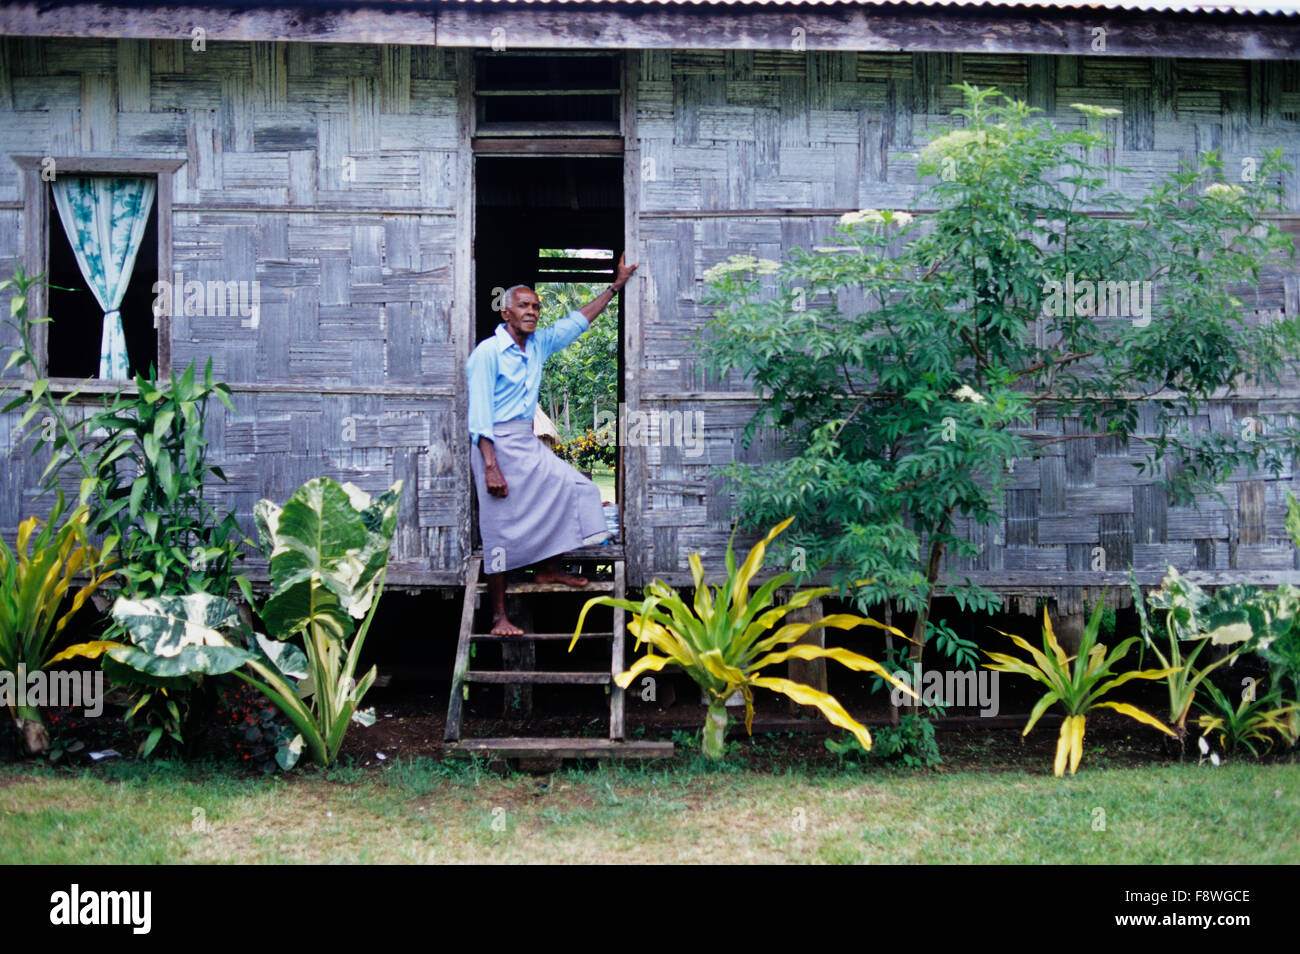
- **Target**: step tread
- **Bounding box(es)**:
[473,581,617,594]
[470,631,614,640]
[472,545,624,561]
[444,738,673,759]
[464,670,611,685]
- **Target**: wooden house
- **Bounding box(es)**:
[1,0,1298,618]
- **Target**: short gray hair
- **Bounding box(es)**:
[502,284,534,310]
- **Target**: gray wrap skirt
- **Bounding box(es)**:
[470,418,611,572]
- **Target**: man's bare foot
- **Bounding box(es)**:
[534,568,588,587]
[490,614,525,636]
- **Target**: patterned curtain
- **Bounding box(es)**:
[51,176,156,380]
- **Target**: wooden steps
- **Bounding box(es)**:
[472,580,616,595]
[463,670,610,685]
[444,549,673,763]
[445,738,674,760]
[471,631,614,641]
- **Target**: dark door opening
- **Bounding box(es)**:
[473,155,625,543]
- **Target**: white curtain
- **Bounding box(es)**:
[51,176,156,379]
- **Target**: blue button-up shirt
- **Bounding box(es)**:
[466,309,590,445]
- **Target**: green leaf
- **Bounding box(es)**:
[255,631,309,681]
[129,476,147,518]
[141,726,164,757]
[111,593,251,658]
[276,733,304,771]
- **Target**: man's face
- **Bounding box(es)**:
[503,288,541,338]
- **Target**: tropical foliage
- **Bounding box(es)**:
[983,602,1177,776]
[2,269,242,602]
[240,476,400,766]
[1130,567,1262,744]
[698,84,1300,668]
[535,250,618,441]
[3,268,246,756]
[571,517,916,759]
[1194,678,1299,758]
[111,477,402,767]
[0,493,115,753]
[106,593,259,757]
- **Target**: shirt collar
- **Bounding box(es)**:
[493,322,531,353]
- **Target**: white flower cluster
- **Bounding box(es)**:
[838,209,914,228]
[702,254,781,283]
[1203,182,1247,202]
[1069,103,1123,120]
[920,128,989,164]
[952,384,987,404]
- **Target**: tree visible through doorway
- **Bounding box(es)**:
[536,247,618,503]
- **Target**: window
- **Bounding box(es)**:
[14,157,182,384]
[475,53,621,137]
[47,177,158,379]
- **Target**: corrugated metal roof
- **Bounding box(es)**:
[430,0,1300,14]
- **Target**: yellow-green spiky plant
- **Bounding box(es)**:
[570,517,916,759]
[984,601,1178,776]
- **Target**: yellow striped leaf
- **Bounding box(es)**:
[1068,714,1087,775]
[48,639,123,663]
[750,676,872,751]
[1092,701,1177,737]
[1053,717,1073,777]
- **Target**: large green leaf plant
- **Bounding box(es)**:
[109,477,403,767]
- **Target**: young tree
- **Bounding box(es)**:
[536,251,619,440]
[700,85,1299,664]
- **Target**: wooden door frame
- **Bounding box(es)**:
[459,50,635,577]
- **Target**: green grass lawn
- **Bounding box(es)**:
[3,758,1296,864]
[591,467,615,504]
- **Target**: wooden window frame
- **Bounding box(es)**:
[472,50,624,142]
[11,156,184,392]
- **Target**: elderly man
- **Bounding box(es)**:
[467,255,638,636]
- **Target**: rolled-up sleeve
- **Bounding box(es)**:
[466,346,497,445]
[535,309,590,361]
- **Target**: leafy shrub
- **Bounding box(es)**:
[555,424,616,470]
[698,84,1299,674]
[2,269,245,757]
[214,680,300,773]
[826,714,941,769]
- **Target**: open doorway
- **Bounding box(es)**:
[473,154,625,540]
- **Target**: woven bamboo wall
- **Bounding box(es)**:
[628,50,1300,602]
[0,40,1297,602]
[0,39,466,584]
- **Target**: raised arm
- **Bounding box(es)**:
[578,253,638,325]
